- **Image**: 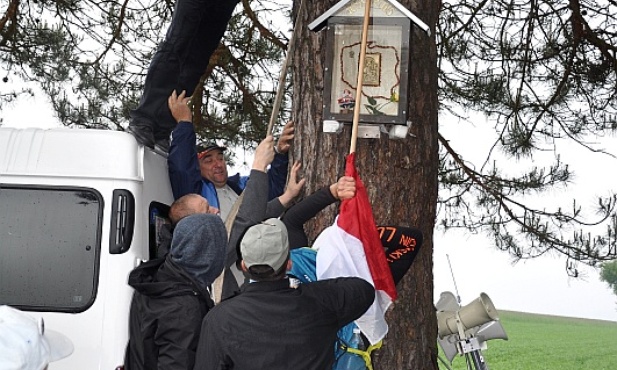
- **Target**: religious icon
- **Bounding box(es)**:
[363,53,381,87]
[337,88,355,113]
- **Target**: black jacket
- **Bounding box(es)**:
[221,170,286,300]
[194,277,375,370]
[282,186,338,249]
[124,257,214,370]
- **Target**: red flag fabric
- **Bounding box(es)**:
[314,153,396,344]
[339,153,397,301]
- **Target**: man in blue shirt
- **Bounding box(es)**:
[167,90,294,220]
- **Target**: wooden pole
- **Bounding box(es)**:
[267,0,306,136]
[213,0,306,304]
[349,0,372,154]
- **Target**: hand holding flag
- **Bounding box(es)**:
[314,153,396,345]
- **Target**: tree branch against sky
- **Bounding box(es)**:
[0,0,290,144]
[437,0,617,273]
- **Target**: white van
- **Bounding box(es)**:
[0,127,173,369]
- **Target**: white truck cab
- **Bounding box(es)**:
[0,127,173,369]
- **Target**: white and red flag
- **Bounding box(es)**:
[314,153,397,345]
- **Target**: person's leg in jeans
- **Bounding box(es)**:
[129,0,238,148]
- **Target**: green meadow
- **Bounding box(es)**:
[438,310,617,370]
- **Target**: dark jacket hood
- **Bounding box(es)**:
[128,257,207,299]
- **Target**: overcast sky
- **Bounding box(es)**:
[435,112,617,322]
[2,83,616,323]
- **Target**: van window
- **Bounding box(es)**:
[0,185,102,312]
[149,202,171,259]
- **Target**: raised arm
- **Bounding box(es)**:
[276,161,306,208]
[226,136,276,267]
[167,90,202,199]
[267,121,294,199]
[282,176,356,249]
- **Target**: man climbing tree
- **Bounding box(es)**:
[127,0,239,151]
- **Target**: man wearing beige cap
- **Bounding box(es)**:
[0,305,73,370]
[193,218,375,370]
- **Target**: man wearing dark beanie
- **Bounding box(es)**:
[124,213,227,370]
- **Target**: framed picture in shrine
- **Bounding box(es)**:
[322,16,411,125]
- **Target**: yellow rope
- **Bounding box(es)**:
[341,340,383,370]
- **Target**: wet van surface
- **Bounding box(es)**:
[0,127,173,369]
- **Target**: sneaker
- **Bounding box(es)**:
[128,124,155,148]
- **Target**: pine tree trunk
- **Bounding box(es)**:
[291,0,440,368]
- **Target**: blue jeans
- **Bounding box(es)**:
[130,0,239,141]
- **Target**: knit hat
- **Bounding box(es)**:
[240,218,289,271]
[170,213,227,290]
[0,305,74,370]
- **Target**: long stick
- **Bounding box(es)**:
[213,0,306,304]
[267,0,306,136]
[349,0,372,154]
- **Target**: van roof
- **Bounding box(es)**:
[0,127,160,181]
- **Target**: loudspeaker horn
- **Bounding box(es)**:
[475,320,508,341]
[435,291,459,312]
[437,293,499,338]
[437,334,459,362]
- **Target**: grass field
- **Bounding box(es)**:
[438,310,617,370]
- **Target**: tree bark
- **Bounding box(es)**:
[291,0,440,368]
